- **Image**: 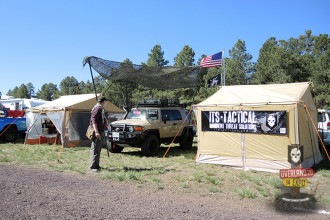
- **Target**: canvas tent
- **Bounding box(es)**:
[193,82,322,172]
[25,94,124,148]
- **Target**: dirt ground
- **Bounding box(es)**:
[0,164,329,220]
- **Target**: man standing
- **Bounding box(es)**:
[90,96,108,171]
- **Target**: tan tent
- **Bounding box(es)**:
[193,82,322,172]
[25,94,124,147]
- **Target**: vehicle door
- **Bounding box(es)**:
[159,109,172,138]
[161,109,183,137]
[170,109,184,136]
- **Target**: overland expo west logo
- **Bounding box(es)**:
[288,145,304,167]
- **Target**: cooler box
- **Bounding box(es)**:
[39,135,47,144]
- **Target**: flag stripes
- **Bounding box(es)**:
[200,52,223,68]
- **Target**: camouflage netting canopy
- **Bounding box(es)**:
[83,56,202,90]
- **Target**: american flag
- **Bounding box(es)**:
[200,52,222,68]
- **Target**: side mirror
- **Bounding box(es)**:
[162,114,169,124]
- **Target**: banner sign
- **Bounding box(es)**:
[201,110,287,134]
[282,178,308,187]
[280,168,315,179]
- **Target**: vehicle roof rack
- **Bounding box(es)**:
[137,99,183,108]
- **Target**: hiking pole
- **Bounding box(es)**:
[106,140,110,157]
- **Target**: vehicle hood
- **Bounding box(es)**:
[111,119,153,126]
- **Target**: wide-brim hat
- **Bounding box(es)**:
[98,96,108,103]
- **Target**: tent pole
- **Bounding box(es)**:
[24,112,42,145]
[58,108,67,161]
[192,87,198,105]
[192,106,199,162]
[242,134,245,170]
[119,82,129,118]
[240,105,245,169]
[88,63,98,102]
[294,104,299,145]
[223,48,225,86]
[305,109,316,164]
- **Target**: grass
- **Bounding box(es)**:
[235,188,258,199]
[256,186,269,197]
[318,169,330,178]
[0,142,329,205]
[208,187,220,193]
[150,176,161,183]
[205,170,216,176]
[192,171,204,183]
[240,171,252,181]
[240,171,262,186]
[175,176,189,182]
[322,197,330,206]
[261,176,282,189]
[101,171,144,182]
[205,176,221,185]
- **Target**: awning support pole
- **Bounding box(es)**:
[88,62,98,102]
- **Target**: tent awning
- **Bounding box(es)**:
[26,94,124,113]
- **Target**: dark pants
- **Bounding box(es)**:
[90,132,105,169]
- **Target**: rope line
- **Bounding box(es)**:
[0,117,20,138]
[304,104,330,161]
[162,107,193,161]
[53,132,59,150]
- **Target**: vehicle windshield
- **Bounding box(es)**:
[127,109,159,120]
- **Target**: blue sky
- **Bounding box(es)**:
[0,0,329,95]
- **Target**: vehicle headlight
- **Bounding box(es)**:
[108,125,112,132]
[128,126,134,133]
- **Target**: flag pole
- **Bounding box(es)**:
[223,48,225,86]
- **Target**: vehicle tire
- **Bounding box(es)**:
[141,134,160,156]
[2,127,18,142]
[180,130,193,149]
[275,193,315,212]
[108,141,124,153]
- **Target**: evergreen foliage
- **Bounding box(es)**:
[146,45,169,67]
[36,83,59,101]
[226,39,254,85]
[59,76,80,95]
[174,45,195,67]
